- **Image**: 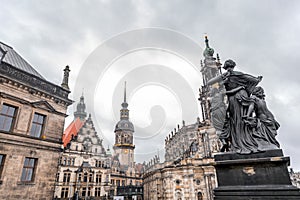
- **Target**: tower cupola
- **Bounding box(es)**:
[115,82,134,132]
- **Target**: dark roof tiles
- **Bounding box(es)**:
[0,41,45,79]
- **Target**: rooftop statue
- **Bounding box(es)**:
[207,59,280,154]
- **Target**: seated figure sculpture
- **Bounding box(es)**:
[244,86,280,150]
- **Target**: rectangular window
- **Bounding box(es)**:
[0,104,17,132]
[30,113,45,138]
[61,187,69,198]
[56,173,60,182]
[21,157,37,182]
[0,154,6,178]
[95,187,101,197]
[63,172,71,183]
[122,180,125,186]
[83,173,88,182]
[81,187,87,197]
[116,180,120,186]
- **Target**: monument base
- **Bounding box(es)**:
[213,149,300,200]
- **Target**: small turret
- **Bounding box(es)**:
[74,94,87,121]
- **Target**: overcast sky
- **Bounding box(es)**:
[1,0,300,170]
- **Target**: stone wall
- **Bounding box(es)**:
[143,158,216,200]
[0,69,69,199]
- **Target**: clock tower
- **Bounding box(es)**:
[113,82,135,171]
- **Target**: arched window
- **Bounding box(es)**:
[63,172,71,183]
[78,173,82,182]
[96,173,101,183]
[83,172,88,182]
[89,173,93,182]
[197,191,203,200]
[175,191,182,200]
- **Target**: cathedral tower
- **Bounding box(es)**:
[199,36,226,134]
[199,36,223,121]
[113,82,135,170]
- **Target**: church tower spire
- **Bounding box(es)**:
[124,81,127,103]
[120,81,129,120]
[74,93,87,121]
[114,82,135,171]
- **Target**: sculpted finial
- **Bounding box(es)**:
[61,65,70,90]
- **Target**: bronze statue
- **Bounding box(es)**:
[208,59,279,154]
[244,86,280,150]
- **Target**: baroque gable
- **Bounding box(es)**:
[67,117,106,156]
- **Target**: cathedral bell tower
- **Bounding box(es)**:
[199,36,223,121]
[113,82,135,169]
[199,36,226,134]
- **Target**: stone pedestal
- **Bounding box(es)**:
[213,149,300,200]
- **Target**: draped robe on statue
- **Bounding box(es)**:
[220,71,261,154]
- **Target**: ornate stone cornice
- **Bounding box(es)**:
[0,62,72,105]
[0,92,68,117]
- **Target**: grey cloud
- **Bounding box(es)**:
[1,0,300,169]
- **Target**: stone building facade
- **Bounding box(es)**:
[0,42,72,199]
[54,95,112,199]
[290,169,300,188]
[55,84,143,199]
[143,121,220,200]
[143,37,223,200]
